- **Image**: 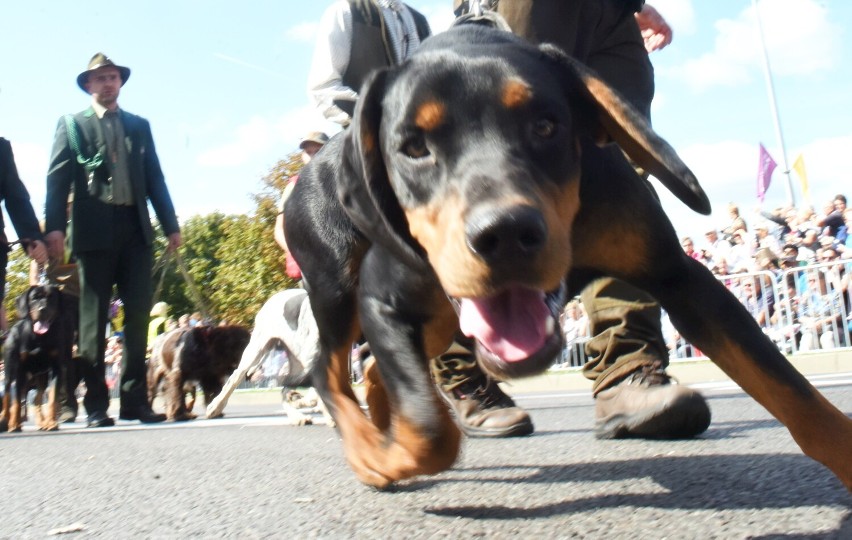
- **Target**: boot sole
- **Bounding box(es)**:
[459,418,535,439]
[595,391,711,440]
[435,391,535,438]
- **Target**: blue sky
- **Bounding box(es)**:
[1,0,849,248]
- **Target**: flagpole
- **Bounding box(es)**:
[753,0,795,207]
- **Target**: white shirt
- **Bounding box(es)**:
[307,0,422,126]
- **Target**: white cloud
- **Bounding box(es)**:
[656,134,852,243]
[671,0,840,91]
[196,116,276,168]
[286,21,319,43]
[9,141,48,204]
[195,105,341,169]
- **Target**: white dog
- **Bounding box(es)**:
[205,289,333,426]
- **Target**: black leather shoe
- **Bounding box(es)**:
[86,411,115,428]
[119,406,167,424]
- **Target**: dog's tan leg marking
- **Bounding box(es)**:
[0,394,10,432]
[363,359,390,431]
[34,386,46,429]
[8,394,22,432]
[43,384,58,431]
[705,337,852,490]
[329,343,461,489]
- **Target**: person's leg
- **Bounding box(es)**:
[581,277,667,390]
[581,278,710,439]
[76,250,116,427]
[112,208,161,421]
[57,293,81,422]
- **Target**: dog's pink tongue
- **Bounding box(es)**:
[33,321,49,335]
[458,287,549,362]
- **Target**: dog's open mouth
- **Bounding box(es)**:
[457,283,565,380]
[33,320,51,335]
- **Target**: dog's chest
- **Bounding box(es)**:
[17,323,61,373]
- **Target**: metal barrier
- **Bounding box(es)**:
[120,261,851,397]
[554,261,851,369]
[666,262,851,360]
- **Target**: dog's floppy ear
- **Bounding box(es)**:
[338,68,429,269]
[15,286,33,319]
[541,44,711,215]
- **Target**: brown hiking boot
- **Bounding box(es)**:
[595,365,711,439]
[430,352,534,438]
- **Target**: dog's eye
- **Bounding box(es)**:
[532,118,557,139]
[401,136,431,159]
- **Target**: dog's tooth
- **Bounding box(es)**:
[546,316,555,336]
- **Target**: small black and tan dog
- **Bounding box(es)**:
[1,285,69,432]
[147,325,250,421]
[284,25,851,490]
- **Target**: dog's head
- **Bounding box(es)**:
[339,26,709,379]
[16,285,62,336]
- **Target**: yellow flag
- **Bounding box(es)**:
[791,153,810,203]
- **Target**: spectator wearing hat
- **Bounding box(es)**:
[274,131,329,280]
[147,301,169,346]
[721,202,747,242]
[703,228,730,270]
[754,221,782,259]
[44,53,181,427]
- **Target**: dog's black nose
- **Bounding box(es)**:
[466,205,547,262]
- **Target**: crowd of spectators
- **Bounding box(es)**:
[558,194,852,366]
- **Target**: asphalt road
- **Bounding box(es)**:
[2,374,850,539]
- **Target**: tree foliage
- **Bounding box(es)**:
[3,246,32,329]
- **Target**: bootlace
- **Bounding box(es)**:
[622,364,674,387]
[432,355,511,408]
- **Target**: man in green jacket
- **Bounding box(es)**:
[44,53,182,427]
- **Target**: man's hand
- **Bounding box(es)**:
[44,230,66,263]
[635,4,673,53]
[26,239,48,265]
[167,232,182,253]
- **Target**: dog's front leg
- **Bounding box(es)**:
[653,259,852,491]
[41,372,59,431]
[573,147,851,490]
[352,248,462,487]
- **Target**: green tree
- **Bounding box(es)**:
[3,246,33,330]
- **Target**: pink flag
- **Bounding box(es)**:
[757,143,777,202]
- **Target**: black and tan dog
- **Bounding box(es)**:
[1,285,69,432]
[284,26,852,490]
[147,325,250,421]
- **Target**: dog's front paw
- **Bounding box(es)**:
[288,415,313,426]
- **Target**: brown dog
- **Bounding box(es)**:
[147,325,250,421]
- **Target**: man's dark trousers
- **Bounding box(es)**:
[77,205,153,414]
